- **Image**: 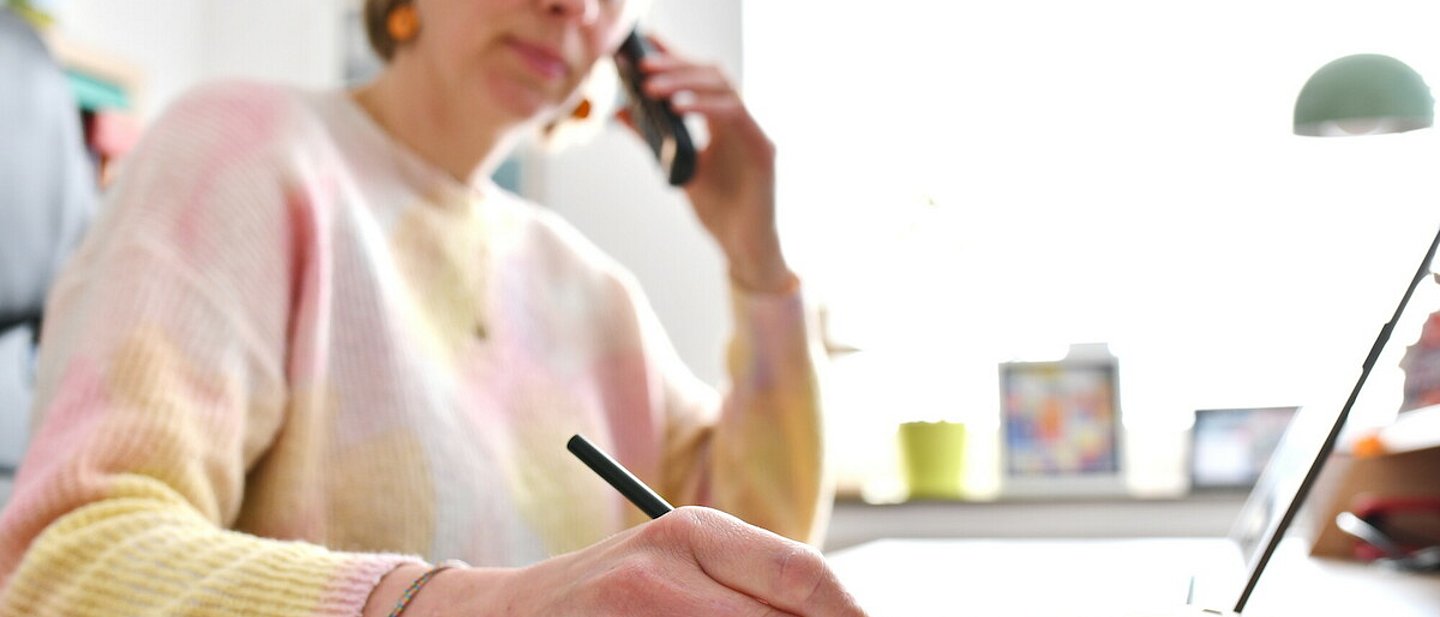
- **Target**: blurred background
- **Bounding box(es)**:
[5,0,1440,552]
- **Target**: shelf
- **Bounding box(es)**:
[825,493,1248,552]
[1368,405,1440,454]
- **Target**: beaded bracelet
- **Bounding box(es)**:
[388,559,468,617]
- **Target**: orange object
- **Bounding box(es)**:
[387,3,419,43]
[571,98,592,120]
[1354,432,1388,458]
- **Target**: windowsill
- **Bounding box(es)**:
[823,492,1251,553]
[834,490,1250,507]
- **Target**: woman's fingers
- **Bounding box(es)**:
[667,91,744,117]
[584,549,802,617]
[643,507,868,617]
[638,64,748,122]
[641,64,733,99]
[499,508,846,617]
[642,33,677,56]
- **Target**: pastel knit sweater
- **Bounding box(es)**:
[0,81,826,616]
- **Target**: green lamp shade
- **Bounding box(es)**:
[1294,54,1434,137]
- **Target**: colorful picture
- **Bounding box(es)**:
[1001,361,1120,477]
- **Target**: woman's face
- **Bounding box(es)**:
[404,0,633,124]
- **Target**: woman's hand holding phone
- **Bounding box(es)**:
[621,35,796,294]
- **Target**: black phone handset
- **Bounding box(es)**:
[614,30,697,186]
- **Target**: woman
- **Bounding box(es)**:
[0,0,865,615]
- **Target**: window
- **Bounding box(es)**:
[744,0,1440,497]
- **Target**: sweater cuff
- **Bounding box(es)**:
[318,553,428,617]
[729,277,812,379]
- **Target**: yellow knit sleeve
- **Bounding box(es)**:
[2,482,414,616]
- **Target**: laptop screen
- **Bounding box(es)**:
[1224,225,1440,613]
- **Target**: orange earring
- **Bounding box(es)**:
[388,3,420,44]
[570,98,592,120]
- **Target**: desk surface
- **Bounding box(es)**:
[827,537,1440,617]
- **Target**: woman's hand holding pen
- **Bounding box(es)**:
[632,37,796,294]
[503,507,866,616]
[363,507,867,617]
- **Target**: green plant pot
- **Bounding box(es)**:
[899,421,967,500]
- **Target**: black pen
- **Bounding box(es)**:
[567,434,674,519]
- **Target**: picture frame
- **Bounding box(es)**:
[998,353,1125,497]
[1188,406,1298,492]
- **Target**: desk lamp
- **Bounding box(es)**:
[1232,54,1440,611]
[1295,54,1433,136]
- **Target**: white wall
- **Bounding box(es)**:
[200,0,345,91]
[54,0,346,121]
[52,0,205,119]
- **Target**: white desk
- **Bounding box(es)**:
[827,537,1440,617]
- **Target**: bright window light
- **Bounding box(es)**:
[744,1,1440,495]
